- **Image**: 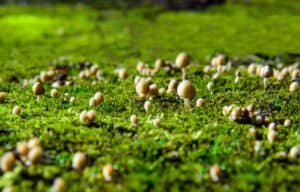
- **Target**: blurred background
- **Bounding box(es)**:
[0,0,296,9]
[2,0,226,9]
[0,0,299,81]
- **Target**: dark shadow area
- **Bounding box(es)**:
[0,0,226,9]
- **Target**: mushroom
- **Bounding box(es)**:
[28,137,41,149]
[211,54,226,68]
[0,152,15,172]
[80,111,90,124]
[2,186,16,192]
[69,96,76,103]
[0,92,7,103]
[268,122,276,131]
[283,119,291,127]
[12,105,21,116]
[288,146,299,160]
[177,80,196,108]
[153,118,161,127]
[196,98,205,107]
[234,70,241,84]
[207,81,214,92]
[52,177,66,192]
[130,114,139,126]
[153,59,165,74]
[248,63,257,75]
[28,146,43,163]
[210,164,222,182]
[260,65,273,89]
[289,81,299,92]
[51,89,59,98]
[149,84,158,96]
[136,79,150,97]
[16,141,29,157]
[144,101,151,112]
[72,152,87,170]
[89,91,104,107]
[175,52,190,80]
[32,82,45,102]
[118,68,128,80]
[167,79,179,94]
[102,163,114,181]
[90,64,99,75]
[267,129,277,145]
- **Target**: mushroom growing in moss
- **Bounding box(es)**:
[0,152,15,172]
[0,92,7,103]
[130,114,139,126]
[52,177,66,192]
[234,70,241,84]
[118,68,128,80]
[32,82,45,102]
[261,65,273,89]
[167,79,179,94]
[289,81,299,92]
[196,98,205,107]
[136,79,150,97]
[12,105,21,116]
[51,89,59,98]
[177,80,196,108]
[210,164,222,182]
[175,52,190,80]
[16,141,29,157]
[102,163,114,181]
[28,146,43,164]
[72,152,87,170]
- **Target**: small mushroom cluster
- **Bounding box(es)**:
[79,110,97,125]
[203,54,232,78]
[248,62,300,91]
[79,63,103,81]
[136,59,178,76]
[0,137,43,173]
[89,91,104,107]
[223,103,270,126]
[115,67,128,80]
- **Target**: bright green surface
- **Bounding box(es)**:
[0,2,300,191]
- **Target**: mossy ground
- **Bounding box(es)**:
[0,1,300,191]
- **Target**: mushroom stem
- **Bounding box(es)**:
[263,78,268,89]
[36,95,43,103]
[182,68,187,80]
[183,98,190,108]
[234,76,240,84]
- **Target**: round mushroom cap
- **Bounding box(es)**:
[289,81,299,92]
[175,52,190,68]
[177,80,196,99]
[28,146,43,163]
[1,152,15,172]
[136,79,150,95]
[0,92,7,102]
[52,177,66,192]
[261,65,273,78]
[154,59,165,70]
[32,82,45,95]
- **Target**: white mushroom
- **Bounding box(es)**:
[72,152,87,170]
[260,65,273,89]
[177,80,196,107]
[175,52,190,80]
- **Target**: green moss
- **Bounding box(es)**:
[0,2,300,192]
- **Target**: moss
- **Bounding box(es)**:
[0,2,300,192]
